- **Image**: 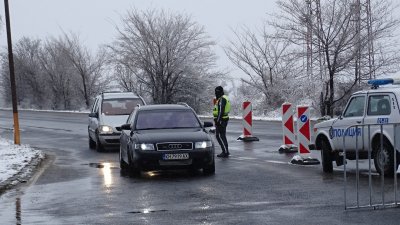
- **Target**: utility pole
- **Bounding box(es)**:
[4,0,21,144]
[366,0,375,79]
[353,0,362,85]
[351,0,375,82]
[305,0,313,80]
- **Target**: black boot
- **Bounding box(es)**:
[217,152,226,157]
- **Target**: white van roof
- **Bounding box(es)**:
[102,92,140,100]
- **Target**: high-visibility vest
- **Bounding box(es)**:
[213,95,231,119]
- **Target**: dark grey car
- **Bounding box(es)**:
[119,104,215,176]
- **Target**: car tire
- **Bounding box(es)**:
[203,159,215,175]
[89,133,96,149]
[128,151,140,177]
[95,132,104,152]
[320,138,333,173]
[120,149,128,173]
[373,138,398,177]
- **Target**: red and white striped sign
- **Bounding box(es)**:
[242,101,253,137]
[297,106,311,155]
[282,103,295,145]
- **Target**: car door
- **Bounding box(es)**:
[332,94,366,151]
[363,92,397,149]
[120,109,137,162]
[88,97,100,139]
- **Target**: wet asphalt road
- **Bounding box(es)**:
[1,110,400,224]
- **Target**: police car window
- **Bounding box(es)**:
[343,96,365,117]
[368,95,391,116]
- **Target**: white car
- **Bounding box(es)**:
[88,92,145,151]
[313,79,400,176]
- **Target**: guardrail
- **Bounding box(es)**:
[343,123,399,210]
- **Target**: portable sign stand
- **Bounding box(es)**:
[237,101,259,142]
[279,102,298,153]
[290,106,320,165]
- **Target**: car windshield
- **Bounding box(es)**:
[135,110,201,130]
[102,98,143,115]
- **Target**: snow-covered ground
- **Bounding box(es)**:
[0,137,43,184]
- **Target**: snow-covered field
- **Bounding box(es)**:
[0,137,43,184]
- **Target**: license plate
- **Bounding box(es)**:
[163,153,189,160]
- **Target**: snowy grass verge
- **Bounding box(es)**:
[0,138,43,183]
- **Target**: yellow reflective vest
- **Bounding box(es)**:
[213,95,231,120]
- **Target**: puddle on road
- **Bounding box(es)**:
[89,163,105,168]
[128,209,168,214]
[84,163,119,170]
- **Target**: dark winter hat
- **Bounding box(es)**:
[215,86,224,93]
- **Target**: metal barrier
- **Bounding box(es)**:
[343,123,399,210]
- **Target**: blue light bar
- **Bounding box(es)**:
[367,78,394,86]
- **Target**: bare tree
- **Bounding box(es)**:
[113,62,145,95]
[225,26,298,109]
[110,9,219,104]
[13,37,48,108]
[0,37,51,108]
[272,0,400,116]
[39,37,75,109]
[61,33,109,108]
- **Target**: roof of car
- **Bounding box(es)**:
[102,92,140,99]
[137,104,191,111]
[352,78,400,96]
[353,85,400,96]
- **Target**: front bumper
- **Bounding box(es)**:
[133,148,214,171]
[98,133,121,146]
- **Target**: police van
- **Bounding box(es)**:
[313,78,400,176]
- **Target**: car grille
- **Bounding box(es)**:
[105,139,120,144]
[159,159,192,166]
[156,142,193,151]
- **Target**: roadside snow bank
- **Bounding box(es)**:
[0,138,43,183]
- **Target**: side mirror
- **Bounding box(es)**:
[88,112,98,118]
[203,121,213,128]
[120,124,131,130]
[335,110,342,117]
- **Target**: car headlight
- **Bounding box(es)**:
[99,125,113,134]
[195,141,212,149]
[134,143,155,151]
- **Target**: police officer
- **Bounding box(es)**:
[213,86,231,158]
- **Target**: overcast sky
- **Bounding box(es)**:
[0,0,277,81]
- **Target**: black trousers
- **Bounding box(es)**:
[215,120,229,154]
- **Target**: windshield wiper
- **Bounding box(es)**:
[135,128,162,131]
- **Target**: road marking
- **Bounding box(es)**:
[265,160,288,165]
[231,156,288,165]
[235,157,257,160]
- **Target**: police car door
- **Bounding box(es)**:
[363,93,396,149]
[332,94,366,151]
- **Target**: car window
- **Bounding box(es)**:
[343,96,365,117]
[368,95,391,116]
[135,110,201,130]
[102,98,143,115]
[127,109,137,124]
[91,98,99,113]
